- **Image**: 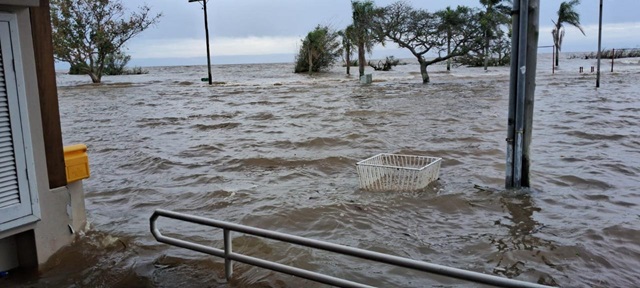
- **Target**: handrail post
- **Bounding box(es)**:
[224,229,233,280]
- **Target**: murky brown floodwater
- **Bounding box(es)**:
[3,54,639,287]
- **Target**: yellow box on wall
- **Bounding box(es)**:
[64,144,90,183]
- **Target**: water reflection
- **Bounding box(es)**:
[489,191,557,285]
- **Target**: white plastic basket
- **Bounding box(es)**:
[356,153,442,191]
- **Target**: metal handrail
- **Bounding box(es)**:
[150,209,552,288]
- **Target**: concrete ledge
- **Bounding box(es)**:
[33,181,87,264]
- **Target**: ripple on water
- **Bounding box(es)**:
[34,60,640,287]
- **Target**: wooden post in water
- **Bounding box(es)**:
[596,0,603,88]
[506,0,540,189]
[611,48,615,72]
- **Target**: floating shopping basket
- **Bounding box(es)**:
[356,153,442,191]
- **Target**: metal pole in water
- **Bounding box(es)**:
[596,0,603,88]
[513,0,530,188]
[522,0,540,187]
[506,0,539,189]
[203,0,213,85]
[189,0,213,84]
[505,0,521,189]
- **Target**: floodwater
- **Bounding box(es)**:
[4,54,640,287]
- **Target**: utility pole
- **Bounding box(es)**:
[596,0,603,88]
[596,0,602,88]
[506,0,540,189]
[189,0,213,85]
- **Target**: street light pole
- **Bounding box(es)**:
[190,0,213,85]
[596,0,603,88]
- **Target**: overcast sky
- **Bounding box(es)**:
[97,0,640,66]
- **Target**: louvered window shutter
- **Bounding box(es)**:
[0,18,34,224]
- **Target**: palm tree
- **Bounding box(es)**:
[479,0,511,70]
[438,6,472,71]
[338,25,356,75]
[294,25,342,74]
[552,0,586,67]
[351,0,377,77]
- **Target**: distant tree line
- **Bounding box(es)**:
[573,48,640,60]
[294,0,512,83]
[295,0,585,84]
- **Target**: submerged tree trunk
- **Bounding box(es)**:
[484,33,490,71]
[419,60,429,83]
[358,42,366,77]
[346,49,351,75]
[446,32,451,71]
[308,48,313,75]
[88,72,100,83]
[87,55,101,83]
[554,23,561,67]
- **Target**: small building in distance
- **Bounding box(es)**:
[0,0,89,271]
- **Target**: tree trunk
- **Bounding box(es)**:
[89,72,100,83]
[484,33,490,71]
[419,60,429,84]
[308,48,313,75]
[87,56,100,83]
[358,42,365,77]
[346,49,351,75]
[555,44,559,67]
[446,32,451,71]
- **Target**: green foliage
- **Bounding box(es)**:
[577,48,640,59]
[68,50,149,75]
[338,25,357,74]
[477,0,512,69]
[459,1,511,68]
[375,2,483,83]
[458,52,510,67]
[552,0,585,66]
[102,51,131,75]
[351,0,382,76]
[437,5,480,70]
[51,0,161,83]
[68,62,89,75]
[294,25,342,73]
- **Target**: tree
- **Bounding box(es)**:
[479,0,511,70]
[102,50,131,76]
[375,2,482,83]
[294,25,342,74]
[338,25,356,75]
[351,0,379,77]
[50,0,161,83]
[436,6,470,71]
[552,0,585,67]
